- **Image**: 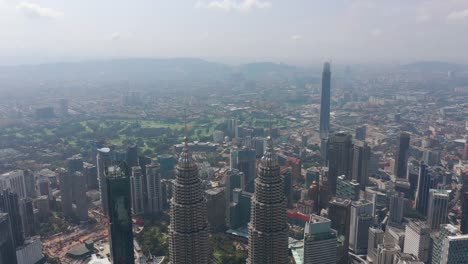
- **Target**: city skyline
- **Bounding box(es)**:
[1,1,468,263]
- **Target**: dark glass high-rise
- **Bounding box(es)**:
[106,164,135,264]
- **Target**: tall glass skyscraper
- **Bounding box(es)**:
[328,131,353,195]
[394,132,410,179]
[106,165,135,264]
[169,138,210,264]
[319,62,331,163]
[319,62,331,137]
[0,189,24,247]
[0,213,17,264]
[248,137,288,264]
[230,147,257,193]
[415,161,430,215]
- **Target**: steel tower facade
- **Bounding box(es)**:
[169,139,210,264]
[247,137,289,264]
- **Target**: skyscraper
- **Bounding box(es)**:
[225,169,243,228]
[248,137,289,264]
[352,140,370,190]
[130,166,144,215]
[106,165,135,264]
[19,198,35,238]
[230,147,257,193]
[328,198,351,264]
[432,224,467,264]
[415,161,431,215]
[58,168,73,218]
[126,145,139,174]
[461,191,468,234]
[0,190,24,247]
[336,175,360,201]
[23,170,35,199]
[146,159,162,214]
[303,215,337,264]
[0,170,27,199]
[319,62,331,162]
[439,235,468,263]
[349,200,374,254]
[328,131,353,194]
[73,172,88,222]
[226,118,238,138]
[67,154,84,174]
[394,132,410,179]
[83,163,98,190]
[0,213,17,264]
[355,125,367,141]
[389,192,405,225]
[169,139,210,264]
[427,189,450,230]
[158,154,176,179]
[403,220,431,263]
[205,187,226,233]
[97,147,111,215]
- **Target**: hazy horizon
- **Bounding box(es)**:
[1,0,468,66]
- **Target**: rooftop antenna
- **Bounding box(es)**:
[184,108,187,134]
[268,108,273,138]
[184,108,188,146]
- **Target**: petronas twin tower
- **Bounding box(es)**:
[169,138,211,264]
[169,137,288,264]
[247,137,289,264]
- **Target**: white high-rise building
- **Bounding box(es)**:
[97,147,111,215]
[303,215,337,264]
[130,166,144,214]
[404,220,431,262]
[146,159,162,213]
[427,189,450,230]
[0,170,27,199]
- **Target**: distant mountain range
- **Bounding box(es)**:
[0,58,467,87]
[0,58,300,84]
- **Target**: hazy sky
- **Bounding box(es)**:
[1,0,468,65]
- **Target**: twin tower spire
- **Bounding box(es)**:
[169,136,289,264]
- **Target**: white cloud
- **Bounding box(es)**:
[370,29,383,36]
[196,0,271,12]
[107,32,130,41]
[291,35,302,40]
[447,8,468,21]
[416,13,432,23]
[110,32,122,41]
[16,2,64,19]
